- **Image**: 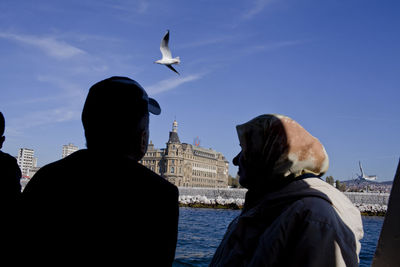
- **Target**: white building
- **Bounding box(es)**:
[62,143,79,158]
[28,166,41,178]
[17,148,37,177]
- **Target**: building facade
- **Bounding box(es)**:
[62,143,79,158]
[17,148,37,177]
[28,166,41,178]
[140,120,229,188]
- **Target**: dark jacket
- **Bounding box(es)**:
[209,178,363,267]
[0,150,22,261]
[22,149,179,266]
[0,150,21,201]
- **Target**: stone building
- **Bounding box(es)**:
[140,120,229,188]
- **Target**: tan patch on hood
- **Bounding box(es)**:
[236,114,329,178]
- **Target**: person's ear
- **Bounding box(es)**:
[140,130,149,155]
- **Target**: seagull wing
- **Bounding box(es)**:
[166,64,180,75]
[160,30,172,59]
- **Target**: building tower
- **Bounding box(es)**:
[164,120,184,186]
[17,148,37,177]
[172,119,178,133]
[169,120,180,143]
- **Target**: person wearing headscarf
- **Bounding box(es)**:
[210,114,363,267]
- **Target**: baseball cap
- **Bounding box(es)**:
[105,77,161,115]
[82,76,161,131]
[106,77,161,115]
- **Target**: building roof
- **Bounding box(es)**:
[168,131,181,144]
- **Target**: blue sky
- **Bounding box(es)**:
[0,0,399,181]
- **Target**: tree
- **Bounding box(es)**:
[228,175,241,188]
[339,182,347,192]
[325,176,335,186]
[335,180,347,192]
[335,180,340,189]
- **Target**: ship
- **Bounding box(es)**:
[356,161,377,181]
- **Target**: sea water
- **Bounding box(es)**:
[173,207,384,266]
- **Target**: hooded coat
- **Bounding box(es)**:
[210,114,363,267]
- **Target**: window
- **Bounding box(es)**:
[171,167,175,173]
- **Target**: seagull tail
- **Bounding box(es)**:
[174,56,181,64]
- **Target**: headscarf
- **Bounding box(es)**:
[236,114,329,188]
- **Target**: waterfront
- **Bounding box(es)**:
[173,207,384,266]
[178,188,390,216]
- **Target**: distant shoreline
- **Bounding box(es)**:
[179,203,385,216]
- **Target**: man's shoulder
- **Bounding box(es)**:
[0,150,18,164]
[34,150,88,176]
[0,150,21,174]
[24,150,88,193]
[133,162,177,191]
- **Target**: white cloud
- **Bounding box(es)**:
[137,1,150,13]
[178,35,235,49]
[7,106,80,135]
[97,0,149,14]
[0,32,85,59]
[5,75,87,135]
[242,0,275,20]
[36,75,86,98]
[245,40,307,53]
[145,74,204,95]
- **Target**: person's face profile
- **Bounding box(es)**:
[233,146,251,188]
[233,138,267,190]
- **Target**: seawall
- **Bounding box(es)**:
[178,187,389,215]
[344,192,389,205]
[179,187,247,199]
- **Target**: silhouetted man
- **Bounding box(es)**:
[23,77,179,266]
[0,111,21,202]
[0,111,22,264]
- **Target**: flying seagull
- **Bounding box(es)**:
[155,30,180,75]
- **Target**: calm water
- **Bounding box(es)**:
[173,207,384,267]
